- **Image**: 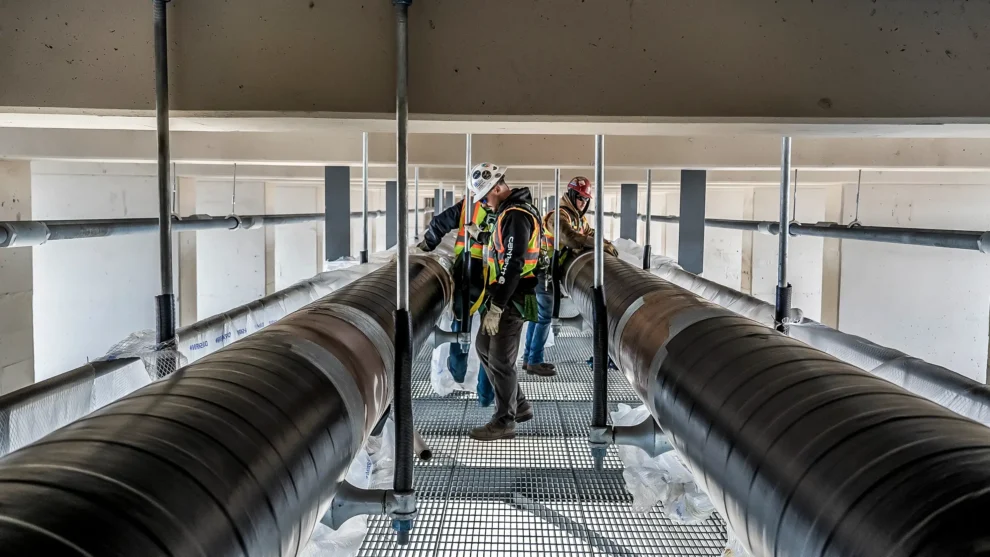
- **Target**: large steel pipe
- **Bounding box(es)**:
[564,252,990,557]
[0,256,452,557]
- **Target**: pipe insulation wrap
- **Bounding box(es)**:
[564,252,990,557]
[612,238,990,426]
[0,256,452,557]
[176,251,394,363]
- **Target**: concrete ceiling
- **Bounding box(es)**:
[3,1,990,124]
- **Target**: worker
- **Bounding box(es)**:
[468,162,545,441]
[417,194,495,406]
[543,176,618,260]
[521,176,618,373]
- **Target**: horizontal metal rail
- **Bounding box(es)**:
[592,210,990,252]
[0,208,434,247]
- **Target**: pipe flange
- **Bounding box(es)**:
[0,222,51,248]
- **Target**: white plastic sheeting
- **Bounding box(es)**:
[613,238,990,428]
[0,358,149,457]
[610,404,747,557]
[611,404,714,521]
[302,419,396,557]
[177,254,391,363]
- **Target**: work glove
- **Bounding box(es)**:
[604,242,619,257]
[416,239,433,252]
[482,305,504,336]
[466,223,482,239]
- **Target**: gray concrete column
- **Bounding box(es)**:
[678,170,707,274]
[620,183,638,240]
[324,166,350,261]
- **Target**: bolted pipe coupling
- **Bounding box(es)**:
[0,221,51,247]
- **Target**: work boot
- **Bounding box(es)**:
[469,420,516,441]
[515,400,534,423]
[524,363,556,377]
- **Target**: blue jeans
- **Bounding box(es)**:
[447,318,494,406]
[522,277,554,365]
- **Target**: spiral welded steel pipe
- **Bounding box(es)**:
[564,251,990,557]
[0,256,452,557]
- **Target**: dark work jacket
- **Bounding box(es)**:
[489,187,540,309]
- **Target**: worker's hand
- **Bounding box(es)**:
[416,239,433,252]
[604,242,619,257]
[466,223,482,239]
[482,305,504,336]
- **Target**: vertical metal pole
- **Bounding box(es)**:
[360,131,370,263]
[459,134,473,345]
[538,182,543,211]
[590,135,608,470]
[643,169,653,269]
[152,0,176,370]
[775,136,793,333]
[551,168,562,320]
[230,163,237,215]
[171,161,177,217]
[593,138,605,288]
[391,0,414,545]
[413,167,420,240]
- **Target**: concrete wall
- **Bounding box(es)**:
[663,189,746,290]
[4,1,990,118]
[0,161,34,393]
[838,181,990,382]
[195,180,265,319]
[272,184,319,290]
[31,170,159,381]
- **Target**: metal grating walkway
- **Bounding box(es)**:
[359,333,728,556]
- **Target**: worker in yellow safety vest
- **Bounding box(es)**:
[417,194,495,405]
[468,162,547,441]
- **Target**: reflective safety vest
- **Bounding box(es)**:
[543,204,590,259]
[454,198,489,259]
[487,204,544,285]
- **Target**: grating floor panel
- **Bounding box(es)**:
[358,333,728,556]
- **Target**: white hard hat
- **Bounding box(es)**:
[469,162,507,202]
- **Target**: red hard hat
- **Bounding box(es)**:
[567,176,593,198]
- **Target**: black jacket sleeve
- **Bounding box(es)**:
[422,201,464,250]
[490,210,534,309]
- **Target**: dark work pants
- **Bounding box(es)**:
[476,304,528,426]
